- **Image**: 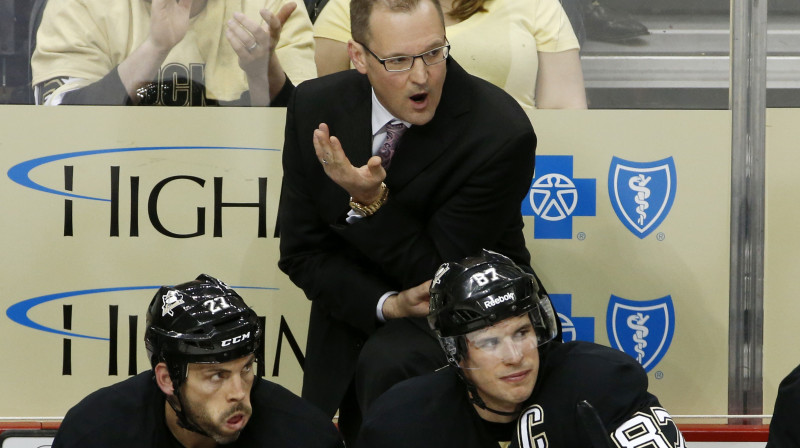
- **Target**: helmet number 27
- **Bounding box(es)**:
[204,296,232,314]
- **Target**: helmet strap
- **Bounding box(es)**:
[167,388,214,439]
[456,366,520,418]
[163,364,214,440]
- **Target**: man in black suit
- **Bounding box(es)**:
[278,0,537,442]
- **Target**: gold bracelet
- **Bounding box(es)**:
[349,183,389,217]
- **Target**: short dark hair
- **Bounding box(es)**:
[350,0,445,45]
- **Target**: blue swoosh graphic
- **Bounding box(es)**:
[7,146,278,202]
[6,285,278,340]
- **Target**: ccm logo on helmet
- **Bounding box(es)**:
[221,332,251,347]
[483,292,515,309]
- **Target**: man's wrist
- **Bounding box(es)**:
[142,37,173,60]
[268,55,286,99]
[350,183,389,217]
[376,291,397,322]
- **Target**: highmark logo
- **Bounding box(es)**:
[4,284,302,377]
[521,155,596,239]
[549,294,594,343]
[7,146,279,238]
[606,295,675,373]
[608,157,677,239]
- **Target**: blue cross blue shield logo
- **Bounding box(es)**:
[606,295,675,372]
[522,155,596,239]
[550,294,594,343]
[608,157,677,239]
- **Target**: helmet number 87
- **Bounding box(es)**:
[471,267,499,286]
[204,297,231,314]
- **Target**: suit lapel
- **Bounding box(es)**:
[335,74,373,169]
[386,59,472,190]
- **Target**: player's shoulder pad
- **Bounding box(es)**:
[358,368,465,447]
[54,372,159,446]
[246,378,343,446]
[549,341,648,390]
[294,69,366,99]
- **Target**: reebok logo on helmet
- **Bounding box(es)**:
[482,292,515,309]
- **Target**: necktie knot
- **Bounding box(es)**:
[378,121,407,169]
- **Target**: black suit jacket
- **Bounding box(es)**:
[278,59,537,416]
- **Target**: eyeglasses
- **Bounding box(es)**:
[358,39,451,72]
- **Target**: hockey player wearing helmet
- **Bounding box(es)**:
[53,274,343,448]
[356,250,686,448]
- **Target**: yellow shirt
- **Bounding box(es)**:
[313,0,578,113]
[33,0,317,103]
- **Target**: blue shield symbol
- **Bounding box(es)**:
[608,157,677,239]
[606,295,675,372]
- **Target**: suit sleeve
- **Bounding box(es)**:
[278,88,390,335]
[333,127,536,288]
[279,77,535,332]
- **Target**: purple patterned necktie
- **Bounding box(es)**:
[377,121,407,169]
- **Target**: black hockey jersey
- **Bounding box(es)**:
[358,341,685,448]
[53,371,343,448]
[512,341,685,448]
[767,363,800,448]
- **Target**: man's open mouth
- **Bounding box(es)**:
[410,93,428,103]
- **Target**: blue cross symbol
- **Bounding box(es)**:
[550,293,595,343]
[521,155,596,239]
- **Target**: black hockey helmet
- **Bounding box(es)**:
[428,249,558,366]
[145,274,261,390]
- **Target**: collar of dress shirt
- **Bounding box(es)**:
[371,88,411,137]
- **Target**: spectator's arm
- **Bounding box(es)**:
[312,0,352,76]
[535,49,587,109]
[315,38,350,76]
[32,0,194,105]
[273,0,317,85]
[117,0,194,102]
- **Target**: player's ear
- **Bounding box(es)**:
[154,362,175,395]
[348,40,368,74]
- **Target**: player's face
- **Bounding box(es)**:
[353,0,446,125]
[461,314,540,414]
[181,354,256,444]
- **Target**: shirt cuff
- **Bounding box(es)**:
[376,291,398,323]
[345,209,363,224]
